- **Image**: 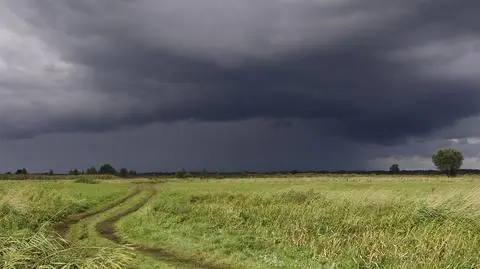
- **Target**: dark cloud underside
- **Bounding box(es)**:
[1,0,480,171]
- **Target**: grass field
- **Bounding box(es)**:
[3,175,480,268]
[118,176,480,269]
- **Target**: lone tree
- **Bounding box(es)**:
[432,148,463,177]
[389,164,400,173]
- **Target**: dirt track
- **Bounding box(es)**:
[95,187,235,269]
[56,184,236,269]
[53,187,141,238]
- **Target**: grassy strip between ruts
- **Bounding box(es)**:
[53,187,142,238]
[95,186,237,269]
[66,184,180,269]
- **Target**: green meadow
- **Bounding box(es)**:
[3,176,480,268]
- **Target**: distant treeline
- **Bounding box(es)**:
[141,169,480,178]
[3,169,480,180]
[0,174,119,180]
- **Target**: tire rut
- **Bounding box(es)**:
[95,187,236,269]
[53,188,142,238]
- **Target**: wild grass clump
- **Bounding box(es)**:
[0,191,92,232]
[0,224,134,269]
[0,181,129,232]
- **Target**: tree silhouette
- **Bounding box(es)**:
[69,169,80,175]
[389,164,400,173]
[15,168,27,175]
[86,166,98,174]
[119,168,129,178]
[99,164,117,175]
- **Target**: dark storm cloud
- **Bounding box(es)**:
[0,121,366,173]
[2,0,480,145]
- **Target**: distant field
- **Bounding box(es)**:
[3,176,480,268]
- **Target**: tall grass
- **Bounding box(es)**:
[118,177,480,268]
[0,224,134,269]
[0,180,133,268]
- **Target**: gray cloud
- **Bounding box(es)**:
[1,0,480,170]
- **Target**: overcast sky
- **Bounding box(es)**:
[1,0,480,173]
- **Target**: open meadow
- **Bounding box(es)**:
[2,175,480,268]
